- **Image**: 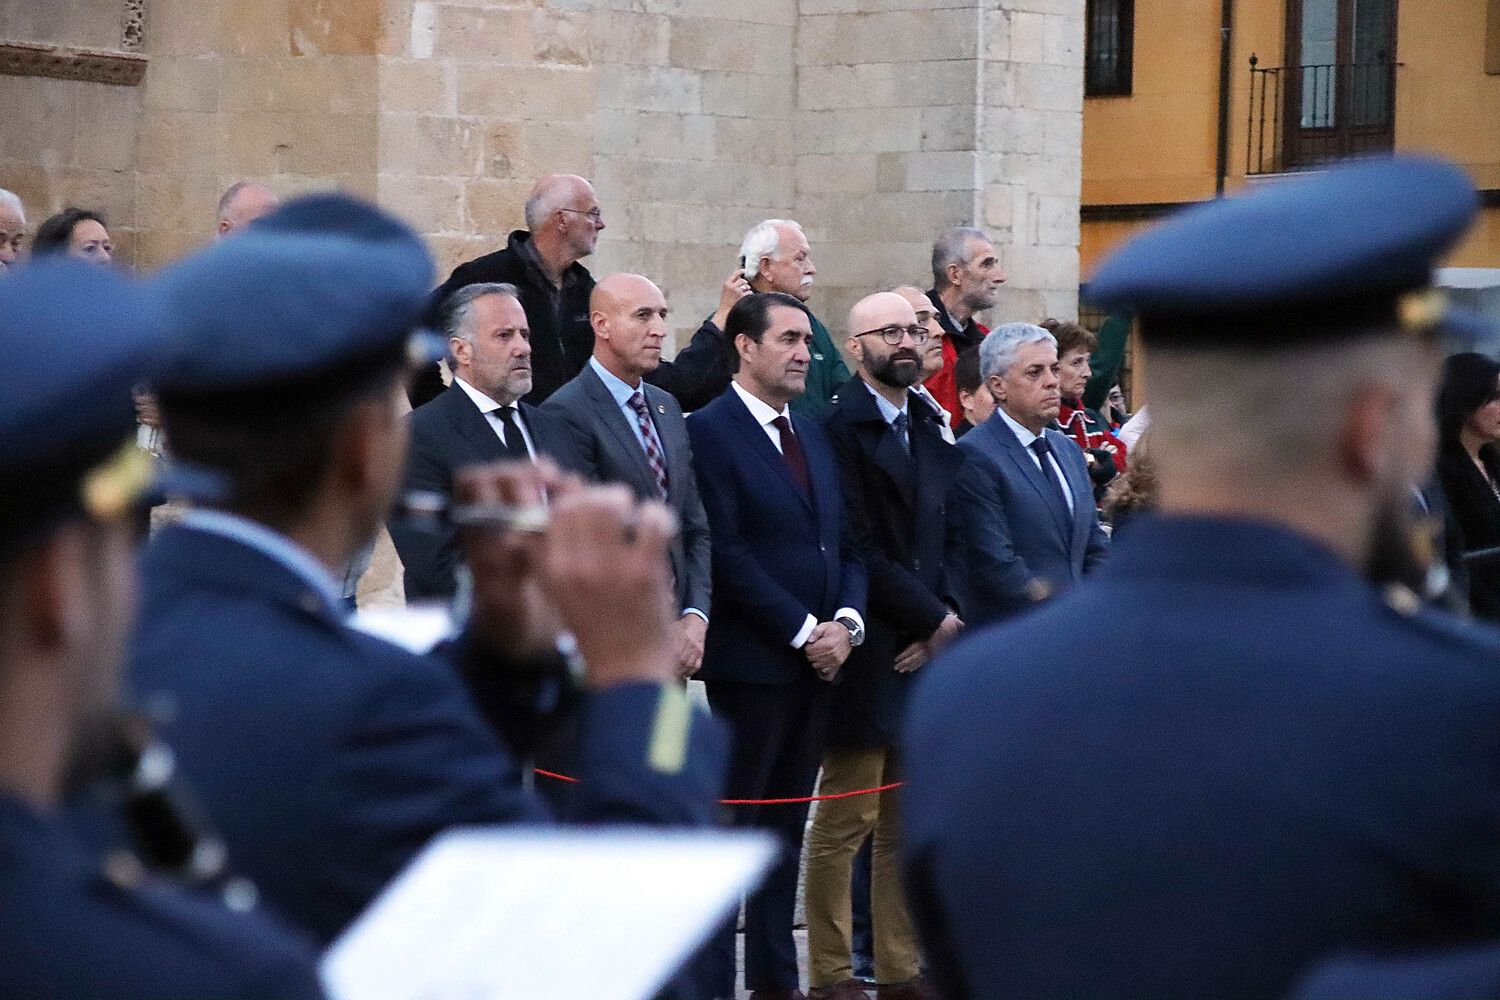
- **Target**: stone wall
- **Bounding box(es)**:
[0,0,1084,344]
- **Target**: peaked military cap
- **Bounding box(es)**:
[1085,155,1483,347]
[0,260,172,549]
[154,192,442,397]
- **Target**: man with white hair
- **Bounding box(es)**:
[0,188,26,272]
[946,322,1108,626]
[740,218,849,418]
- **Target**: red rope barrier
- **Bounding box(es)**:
[533,768,903,805]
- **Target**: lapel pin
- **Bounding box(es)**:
[657,404,665,414]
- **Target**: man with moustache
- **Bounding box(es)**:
[946,323,1109,626]
[904,155,1500,1000]
[390,282,579,601]
[923,227,1005,421]
[543,274,712,679]
[804,292,963,1000]
[688,291,867,1000]
[739,219,849,419]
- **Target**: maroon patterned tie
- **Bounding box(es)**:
[628,391,670,500]
[771,415,811,494]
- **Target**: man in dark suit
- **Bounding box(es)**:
[131,194,726,946]
[948,321,1109,625]
[390,281,579,601]
[543,273,712,678]
[903,156,1500,1000]
[804,292,964,1000]
[688,292,868,1000]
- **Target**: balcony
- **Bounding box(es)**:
[1246,56,1397,176]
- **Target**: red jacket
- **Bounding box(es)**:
[1058,400,1128,472]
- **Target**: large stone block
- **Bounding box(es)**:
[462,177,531,236]
[379,173,464,233]
[590,10,671,67]
[534,8,591,66]
[797,153,880,194]
[288,0,385,56]
[434,6,533,62]
[523,120,594,176]
[698,71,794,120]
[669,17,793,76]
[798,9,978,66]
[456,64,594,121]
[796,108,923,154]
[142,56,223,114]
[135,172,225,237]
[797,60,975,112]
[597,64,701,114]
[378,58,454,116]
[379,115,480,177]
[594,110,716,161]
[221,0,290,57]
[712,116,792,167]
[136,111,219,176]
[146,0,225,58]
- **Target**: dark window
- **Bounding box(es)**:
[1085,0,1135,96]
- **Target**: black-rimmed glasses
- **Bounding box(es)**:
[855,324,930,346]
[558,207,604,222]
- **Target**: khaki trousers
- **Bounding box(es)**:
[804,747,921,987]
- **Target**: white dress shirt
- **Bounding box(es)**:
[454,376,536,457]
[998,406,1075,515]
[730,379,865,649]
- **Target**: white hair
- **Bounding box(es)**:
[740,219,804,280]
[979,322,1056,381]
[0,188,24,223]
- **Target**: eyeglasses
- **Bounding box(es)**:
[558,207,604,222]
[855,324,930,346]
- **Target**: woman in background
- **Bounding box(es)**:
[1436,352,1500,621]
[30,207,113,265]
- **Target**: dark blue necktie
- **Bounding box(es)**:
[1029,437,1070,514]
[892,411,910,453]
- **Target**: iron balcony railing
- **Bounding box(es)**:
[1246,56,1397,175]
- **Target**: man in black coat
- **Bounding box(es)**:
[421,173,734,412]
[803,292,964,1000]
[390,282,581,601]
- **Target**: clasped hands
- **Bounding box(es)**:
[892,611,964,674]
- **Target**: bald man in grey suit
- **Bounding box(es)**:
[544,274,712,679]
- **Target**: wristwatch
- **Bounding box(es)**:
[835,615,865,647]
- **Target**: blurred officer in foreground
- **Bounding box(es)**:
[130,194,726,946]
[903,155,1500,1000]
[0,261,324,998]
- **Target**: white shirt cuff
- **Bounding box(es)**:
[834,608,865,633]
[682,608,708,623]
[790,614,817,649]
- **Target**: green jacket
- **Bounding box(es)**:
[790,310,851,419]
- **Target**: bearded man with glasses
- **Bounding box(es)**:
[800,292,966,1000]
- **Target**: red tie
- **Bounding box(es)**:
[771,415,811,494]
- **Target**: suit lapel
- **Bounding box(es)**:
[724,389,815,514]
[991,419,1072,541]
[443,384,508,463]
[582,366,660,495]
[645,385,693,504]
[1049,430,1093,557]
[868,416,916,513]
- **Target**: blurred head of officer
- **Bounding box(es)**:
[442,282,534,405]
[1087,155,1483,579]
[0,262,166,808]
[152,194,440,578]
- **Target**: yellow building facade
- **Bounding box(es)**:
[1081,0,1500,276]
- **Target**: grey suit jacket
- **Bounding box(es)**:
[948,412,1109,625]
[543,363,711,618]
